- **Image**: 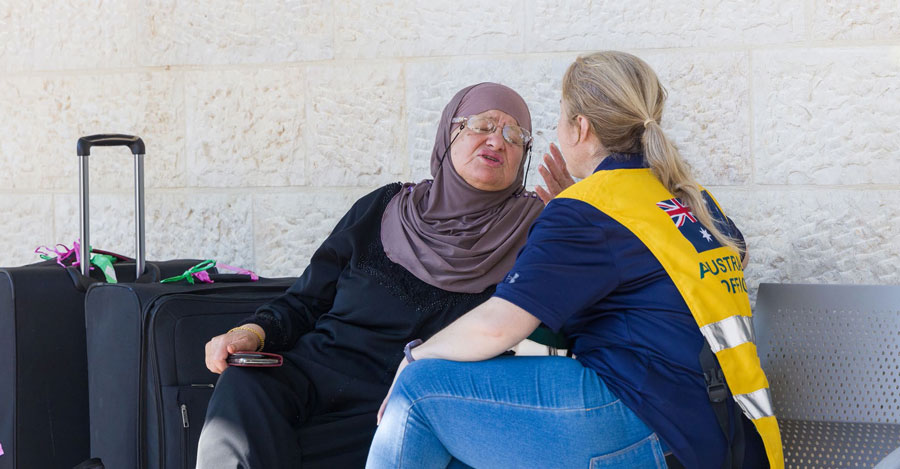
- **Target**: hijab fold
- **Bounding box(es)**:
[381,83,543,293]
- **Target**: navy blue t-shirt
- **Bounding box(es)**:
[494,154,750,469]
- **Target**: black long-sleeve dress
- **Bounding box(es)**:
[198,183,495,469]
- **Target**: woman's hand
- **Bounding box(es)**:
[204,324,265,374]
[535,143,575,205]
[377,357,411,425]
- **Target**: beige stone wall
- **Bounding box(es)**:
[1,1,898,297]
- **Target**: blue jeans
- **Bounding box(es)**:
[366,356,667,468]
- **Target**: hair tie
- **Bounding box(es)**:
[643,119,655,128]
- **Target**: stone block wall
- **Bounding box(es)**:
[1,1,898,298]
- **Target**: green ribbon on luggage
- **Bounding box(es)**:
[160,259,217,284]
[90,254,118,284]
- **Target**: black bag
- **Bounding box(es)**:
[0,135,205,469]
[84,278,295,469]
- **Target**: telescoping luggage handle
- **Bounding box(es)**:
[76,134,146,279]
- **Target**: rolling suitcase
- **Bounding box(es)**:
[0,135,204,469]
[85,277,295,469]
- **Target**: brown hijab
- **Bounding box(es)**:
[381,83,543,293]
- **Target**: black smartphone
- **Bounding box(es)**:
[226,352,283,367]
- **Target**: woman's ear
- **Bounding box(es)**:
[575,115,592,145]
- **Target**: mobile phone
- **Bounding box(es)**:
[226,352,283,367]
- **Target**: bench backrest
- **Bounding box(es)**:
[754,283,900,424]
[754,283,900,467]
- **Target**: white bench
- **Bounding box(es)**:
[754,283,900,468]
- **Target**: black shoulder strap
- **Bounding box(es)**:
[699,341,744,469]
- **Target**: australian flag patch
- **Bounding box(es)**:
[656,198,722,253]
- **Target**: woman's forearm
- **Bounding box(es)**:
[410,297,541,362]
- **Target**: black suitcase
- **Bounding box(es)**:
[0,135,204,469]
[85,278,295,469]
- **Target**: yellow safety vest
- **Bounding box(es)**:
[558,167,784,469]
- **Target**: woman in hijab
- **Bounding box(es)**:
[196,83,543,468]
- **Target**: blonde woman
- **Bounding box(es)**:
[367,52,782,469]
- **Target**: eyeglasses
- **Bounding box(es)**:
[450,116,532,147]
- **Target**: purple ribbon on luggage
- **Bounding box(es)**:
[161,260,260,284]
[34,240,118,282]
[192,262,259,283]
[35,241,85,269]
[35,243,74,268]
[73,240,86,268]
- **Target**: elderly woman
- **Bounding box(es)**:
[368,52,781,469]
[196,83,543,468]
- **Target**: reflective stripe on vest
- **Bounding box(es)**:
[702,316,776,420]
[558,168,784,469]
[700,315,755,353]
[735,388,776,421]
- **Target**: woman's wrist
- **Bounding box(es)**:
[229,323,266,351]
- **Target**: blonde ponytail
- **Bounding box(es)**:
[562,51,743,254]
